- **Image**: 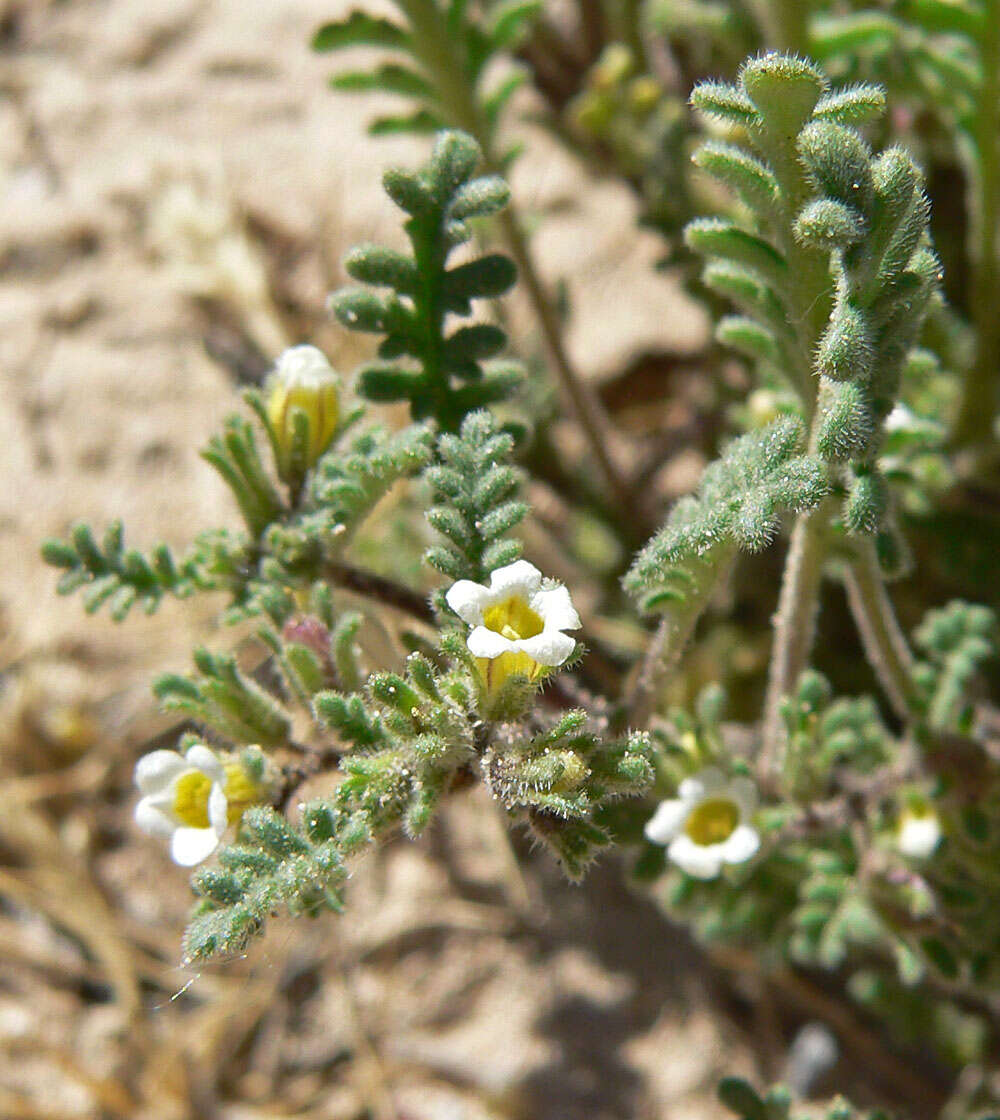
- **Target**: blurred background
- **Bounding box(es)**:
[0,1,770,1117]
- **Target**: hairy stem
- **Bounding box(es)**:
[955,0,1000,447]
[628,553,734,727]
[760,501,830,766]
[842,541,919,724]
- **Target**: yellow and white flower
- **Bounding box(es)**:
[896,802,942,859]
[445,560,581,695]
[266,344,340,479]
[134,744,262,866]
[645,767,760,880]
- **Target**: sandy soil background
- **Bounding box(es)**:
[0,1,762,1117]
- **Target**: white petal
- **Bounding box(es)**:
[668,835,723,880]
[644,799,689,845]
[445,579,488,624]
[467,625,517,659]
[727,776,758,818]
[487,560,542,598]
[530,586,581,631]
[185,744,226,784]
[208,783,230,834]
[134,796,177,839]
[517,630,576,666]
[898,816,941,858]
[134,750,188,794]
[678,766,725,804]
[170,827,221,866]
[275,344,336,388]
[722,824,760,865]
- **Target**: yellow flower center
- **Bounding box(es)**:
[684,797,740,846]
[482,596,544,642]
[223,762,260,826]
[171,763,261,830]
[172,771,213,829]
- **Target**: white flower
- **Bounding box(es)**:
[644,767,760,880]
[134,744,259,866]
[445,560,581,692]
[897,803,942,859]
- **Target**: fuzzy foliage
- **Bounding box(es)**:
[913,600,998,732]
[329,132,523,429]
[423,409,527,587]
[484,709,653,878]
[689,54,939,541]
[624,417,827,613]
[42,414,433,624]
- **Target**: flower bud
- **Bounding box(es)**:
[266,345,340,485]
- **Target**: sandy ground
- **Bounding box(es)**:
[0,1,749,1117]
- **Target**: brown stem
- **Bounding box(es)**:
[323,561,434,624]
[497,206,646,535]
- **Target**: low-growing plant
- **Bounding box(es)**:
[44,2,1000,1114]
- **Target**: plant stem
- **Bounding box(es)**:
[842,541,919,724]
[496,206,643,530]
[324,560,434,624]
[395,0,640,526]
[627,553,734,726]
[760,499,830,767]
[955,0,1000,447]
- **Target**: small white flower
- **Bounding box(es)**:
[897,804,942,859]
[445,560,581,690]
[134,744,257,866]
[644,767,760,880]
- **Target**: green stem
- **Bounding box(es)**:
[842,540,920,724]
[955,0,1000,447]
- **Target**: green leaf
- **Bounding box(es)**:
[717,1077,767,1120]
[331,64,434,100]
[312,12,410,52]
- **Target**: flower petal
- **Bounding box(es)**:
[678,766,725,803]
[208,783,230,834]
[898,816,941,859]
[728,776,758,818]
[644,799,689,845]
[530,586,581,631]
[668,835,724,880]
[722,824,760,865]
[134,796,177,839]
[467,625,517,659]
[445,579,488,625]
[134,750,189,794]
[517,630,576,666]
[487,559,542,598]
[171,826,222,867]
[185,744,226,784]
